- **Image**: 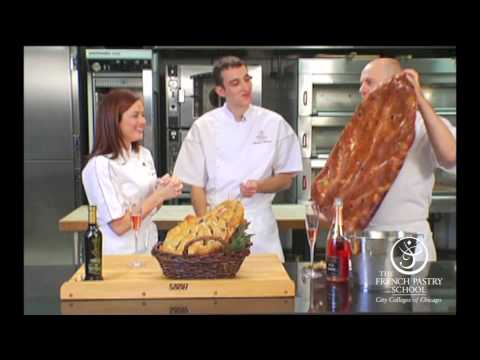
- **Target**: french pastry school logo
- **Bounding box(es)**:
[390,236,429,275]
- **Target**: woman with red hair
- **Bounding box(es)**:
[82,89,182,254]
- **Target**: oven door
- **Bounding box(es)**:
[297,114,349,200]
[298,58,371,116]
[297,155,329,203]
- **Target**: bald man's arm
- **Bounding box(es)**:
[403,69,456,169]
[417,96,456,168]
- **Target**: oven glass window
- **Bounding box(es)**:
[312,84,362,114]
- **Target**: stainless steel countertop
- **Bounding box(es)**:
[24,261,456,315]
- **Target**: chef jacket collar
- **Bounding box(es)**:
[222,103,253,123]
[116,143,135,163]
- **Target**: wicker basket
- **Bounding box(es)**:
[151,237,252,279]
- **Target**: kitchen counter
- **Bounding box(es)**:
[24,261,456,315]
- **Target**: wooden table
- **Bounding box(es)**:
[59,204,306,265]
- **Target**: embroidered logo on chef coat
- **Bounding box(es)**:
[140,158,156,177]
[253,130,272,144]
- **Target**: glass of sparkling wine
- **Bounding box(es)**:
[130,196,144,268]
[303,200,321,279]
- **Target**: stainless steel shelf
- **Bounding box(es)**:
[430,195,456,214]
[311,158,328,169]
[308,109,455,128]
[313,111,353,117]
[311,116,351,127]
[436,110,456,116]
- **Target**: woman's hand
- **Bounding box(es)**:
[169,175,183,188]
[140,176,182,221]
[157,173,171,187]
[154,175,183,202]
[156,174,182,187]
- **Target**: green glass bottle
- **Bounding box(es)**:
[84,205,103,280]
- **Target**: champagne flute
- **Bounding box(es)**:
[303,200,321,279]
[129,194,144,268]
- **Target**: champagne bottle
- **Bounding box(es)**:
[326,198,351,283]
[84,205,103,281]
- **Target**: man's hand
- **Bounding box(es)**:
[240,180,258,198]
[401,69,423,100]
[239,174,295,197]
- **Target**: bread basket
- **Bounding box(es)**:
[151,236,252,279]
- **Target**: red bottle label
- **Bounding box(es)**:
[327,256,340,276]
[326,241,351,282]
[326,199,350,283]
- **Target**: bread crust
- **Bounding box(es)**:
[312,74,417,232]
[161,200,245,255]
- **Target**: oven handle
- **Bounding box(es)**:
[302,133,307,148]
[178,88,185,103]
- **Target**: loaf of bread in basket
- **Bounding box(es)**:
[159,200,252,256]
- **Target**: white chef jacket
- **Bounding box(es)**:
[173,103,303,262]
[366,112,456,261]
[81,145,159,255]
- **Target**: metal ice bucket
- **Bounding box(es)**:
[345,230,422,290]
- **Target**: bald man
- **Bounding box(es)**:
[358,58,456,261]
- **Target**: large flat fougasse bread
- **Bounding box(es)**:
[160,200,247,255]
[312,73,417,232]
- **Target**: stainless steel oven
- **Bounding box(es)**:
[85,49,158,164]
[296,57,372,202]
[165,63,262,202]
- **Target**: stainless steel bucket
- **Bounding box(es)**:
[345,230,422,290]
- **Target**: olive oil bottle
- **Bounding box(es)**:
[84,205,103,280]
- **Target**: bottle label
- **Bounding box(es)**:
[91,235,101,259]
[327,256,340,276]
[85,231,102,278]
[88,259,102,275]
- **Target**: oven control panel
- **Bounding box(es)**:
[166,65,179,127]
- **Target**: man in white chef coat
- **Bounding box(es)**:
[359,58,457,262]
[173,56,303,262]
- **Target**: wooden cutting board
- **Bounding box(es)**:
[60,254,295,300]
